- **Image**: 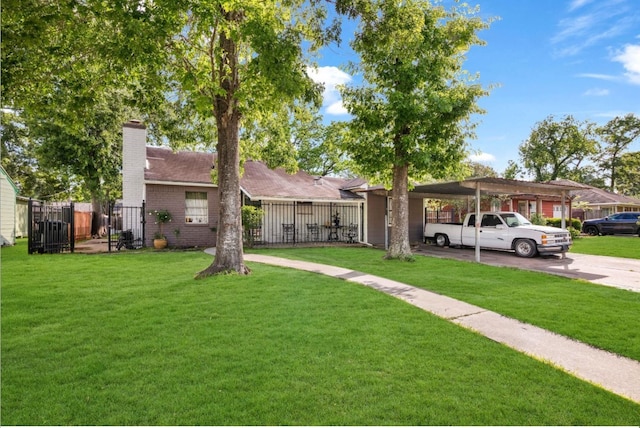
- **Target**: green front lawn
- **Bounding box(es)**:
[571,235,640,259]
[2,242,639,425]
[256,246,640,361]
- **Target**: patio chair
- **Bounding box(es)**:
[306,223,320,241]
[343,223,358,243]
[282,223,296,243]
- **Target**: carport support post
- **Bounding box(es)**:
[475,182,481,263]
[561,190,567,229]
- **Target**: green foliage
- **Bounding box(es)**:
[0,111,76,199]
[341,0,491,185]
[241,205,264,247]
[149,209,172,239]
[27,87,132,203]
[338,0,491,258]
[519,115,599,182]
[615,151,640,197]
[529,213,547,226]
[241,205,264,230]
[595,113,640,192]
[544,217,582,231]
[567,226,581,241]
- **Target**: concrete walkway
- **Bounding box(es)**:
[207,249,640,404]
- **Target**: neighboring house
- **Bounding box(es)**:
[553,179,640,220]
[498,194,572,220]
[1,166,18,245]
[122,121,367,248]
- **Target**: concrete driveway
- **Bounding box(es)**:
[415,244,640,293]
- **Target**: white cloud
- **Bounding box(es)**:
[577,73,619,81]
[307,66,352,115]
[326,101,349,116]
[583,88,610,96]
[469,152,496,163]
[569,0,594,11]
[613,44,640,85]
[551,1,637,57]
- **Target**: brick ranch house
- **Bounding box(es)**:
[122,120,417,248]
[126,120,589,249]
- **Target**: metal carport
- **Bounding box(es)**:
[409,177,585,262]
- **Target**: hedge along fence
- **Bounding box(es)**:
[545,217,582,230]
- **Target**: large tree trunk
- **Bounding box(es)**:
[195,10,249,278]
[91,194,107,238]
[386,162,412,260]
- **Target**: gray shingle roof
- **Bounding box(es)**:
[552,179,640,206]
[241,160,363,201]
[146,146,215,185]
[144,146,362,201]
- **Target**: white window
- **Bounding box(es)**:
[553,204,569,218]
[185,192,208,224]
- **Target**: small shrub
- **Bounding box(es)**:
[242,205,264,248]
[568,227,581,240]
[530,213,547,226]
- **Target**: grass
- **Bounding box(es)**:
[571,234,640,259]
[2,241,640,425]
[253,246,640,362]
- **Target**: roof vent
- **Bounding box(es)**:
[314,176,323,186]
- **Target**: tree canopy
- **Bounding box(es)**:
[112,0,337,277]
[518,115,598,182]
[595,113,640,192]
[340,0,490,259]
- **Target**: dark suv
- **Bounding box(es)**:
[582,212,640,236]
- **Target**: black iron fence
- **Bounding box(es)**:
[107,201,146,252]
[28,199,75,254]
[248,201,363,245]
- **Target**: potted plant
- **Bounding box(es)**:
[149,209,172,249]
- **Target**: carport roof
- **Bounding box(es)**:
[410,177,585,199]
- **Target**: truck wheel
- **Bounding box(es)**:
[584,226,599,236]
[435,234,449,247]
[514,239,537,258]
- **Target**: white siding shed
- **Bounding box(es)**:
[1,166,18,245]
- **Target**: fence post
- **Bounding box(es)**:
[107,201,112,253]
[28,198,33,254]
[70,202,75,253]
[141,200,146,248]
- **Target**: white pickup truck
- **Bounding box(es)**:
[424,211,571,257]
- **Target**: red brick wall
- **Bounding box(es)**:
[146,184,219,248]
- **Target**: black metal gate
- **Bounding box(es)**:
[28,199,75,254]
[107,201,146,252]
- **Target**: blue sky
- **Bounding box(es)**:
[309,0,640,175]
